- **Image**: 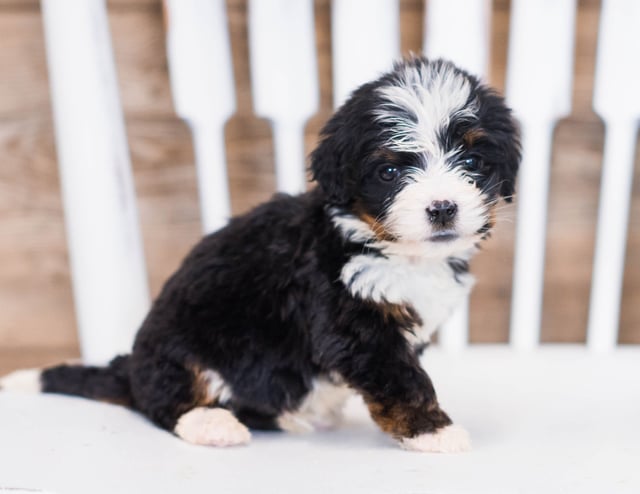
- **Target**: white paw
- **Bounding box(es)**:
[400,424,471,453]
[174,407,251,447]
[0,369,42,393]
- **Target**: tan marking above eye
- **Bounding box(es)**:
[462,128,486,147]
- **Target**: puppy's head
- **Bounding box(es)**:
[311,57,520,258]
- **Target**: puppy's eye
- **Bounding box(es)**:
[378,165,400,182]
[460,156,483,170]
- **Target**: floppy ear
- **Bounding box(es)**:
[495,115,521,202]
[310,114,353,206]
[479,90,522,202]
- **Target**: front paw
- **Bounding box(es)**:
[174,407,252,447]
[399,424,471,453]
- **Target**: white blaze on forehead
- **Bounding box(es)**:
[375,62,476,155]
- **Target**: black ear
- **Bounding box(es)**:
[309,114,353,206]
[479,90,522,202]
[495,115,521,202]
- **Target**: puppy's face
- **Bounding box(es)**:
[312,57,520,258]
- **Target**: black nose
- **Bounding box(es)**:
[426,200,458,226]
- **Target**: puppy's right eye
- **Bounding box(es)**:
[378,165,400,182]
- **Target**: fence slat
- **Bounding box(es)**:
[506,0,576,350]
[587,0,640,352]
[331,0,399,108]
[165,0,235,233]
[423,0,490,350]
[248,0,318,194]
[424,0,490,78]
[41,0,150,364]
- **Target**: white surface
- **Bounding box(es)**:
[165,0,235,233]
[1,347,639,494]
[248,0,318,194]
[331,0,399,108]
[587,0,640,352]
[40,0,150,364]
[423,0,490,351]
[506,0,577,350]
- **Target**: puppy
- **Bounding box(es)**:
[1,57,520,452]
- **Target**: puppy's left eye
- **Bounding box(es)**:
[378,165,401,182]
[459,156,483,170]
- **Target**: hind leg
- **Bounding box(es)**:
[129,354,250,447]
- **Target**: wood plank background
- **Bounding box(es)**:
[0,0,638,373]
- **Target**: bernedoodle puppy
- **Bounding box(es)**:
[1,56,520,453]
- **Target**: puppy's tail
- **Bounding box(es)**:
[0,355,133,407]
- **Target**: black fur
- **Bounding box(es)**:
[448,257,470,284]
[38,57,520,445]
[42,355,132,406]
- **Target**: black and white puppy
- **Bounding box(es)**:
[1,57,520,452]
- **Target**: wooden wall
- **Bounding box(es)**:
[0,0,638,373]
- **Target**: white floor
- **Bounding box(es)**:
[1,347,639,494]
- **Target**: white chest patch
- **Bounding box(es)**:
[341,253,474,345]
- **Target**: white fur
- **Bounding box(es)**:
[400,424,471,453]
[329,209,378,244]
[375,62,476,156]
[201,369,233,405]
[277,377,352,433]
[333,209,476,346]
[174,407,251,447]
[0,369,42,393]
[332,209,481,262]
[341,251,473,346]
[386,164,488,245]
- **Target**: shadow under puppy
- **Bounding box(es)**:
[1,57,520,452]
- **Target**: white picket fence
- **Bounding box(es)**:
[40,0,639,363]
